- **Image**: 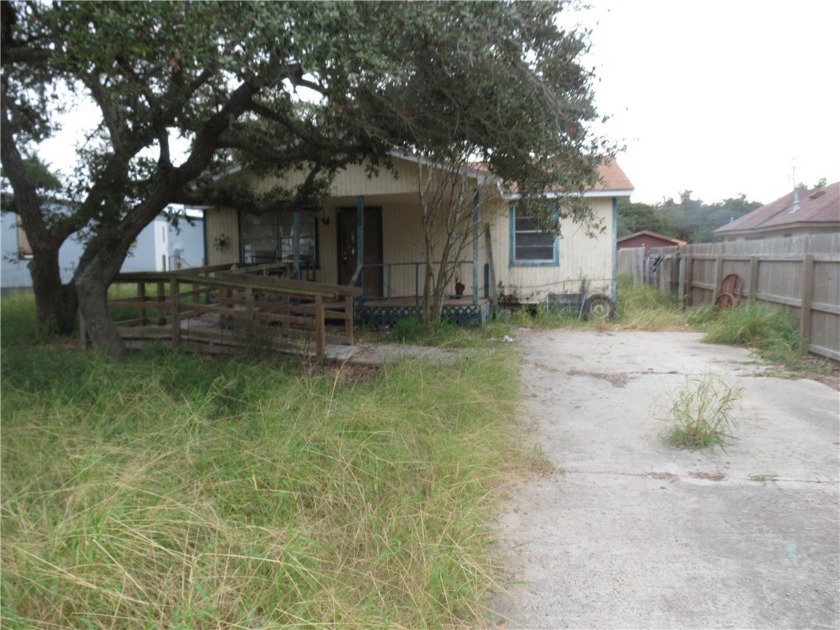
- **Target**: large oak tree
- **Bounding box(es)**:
[1,0,609,358]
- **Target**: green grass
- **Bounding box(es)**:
[701,303,804,364]
[613,274,696,330]
[1,295,523,628]
[665,373,742,451]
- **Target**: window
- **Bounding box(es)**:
[241,211,318,266]
[511,204,558,265]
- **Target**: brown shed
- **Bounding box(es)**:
[616,231,687,255]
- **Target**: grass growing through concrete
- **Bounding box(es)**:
[1,295,522,628]
[666,373,742,451]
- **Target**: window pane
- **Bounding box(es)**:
[242,213,278,264]
[515,245,555,260]
[242,212,317,265]
[517,232,555,247]
[514,206,556,262]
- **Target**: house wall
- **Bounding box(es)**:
[485,197,616,303]
[246,159,422,198]
[2,212,205,292]
[205,156,620,304]
[205,207,241,266]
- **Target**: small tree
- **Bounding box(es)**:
[416,153,498,323]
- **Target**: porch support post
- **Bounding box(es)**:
[356,195,365,295]
[472,190,479,306]
[292,210,301,280]
[611,197,618,302]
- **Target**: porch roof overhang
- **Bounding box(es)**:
[504,188,634,201]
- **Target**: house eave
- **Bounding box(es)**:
[716,222,840,237]
[505,188,634,201]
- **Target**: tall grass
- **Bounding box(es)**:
[613,274,691,330]
[1,295,522,628]
[702,303,803,363]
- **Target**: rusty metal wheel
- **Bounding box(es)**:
[715,292,735,309]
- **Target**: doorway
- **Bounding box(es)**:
[337,206,383,297]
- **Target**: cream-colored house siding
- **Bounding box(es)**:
[205,157,620,303]
[205,207,240,266]
[244,158,421,199]
[486,197,615,303]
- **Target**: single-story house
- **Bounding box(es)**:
[1,208,207,293]
[617,230,687,255]
[714,182,839,241]
[201,154,633,323]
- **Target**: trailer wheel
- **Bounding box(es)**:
[583,294,615,321]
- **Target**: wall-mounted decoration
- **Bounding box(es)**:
[213,233,231,252]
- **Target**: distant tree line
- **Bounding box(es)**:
[617,191,763,243]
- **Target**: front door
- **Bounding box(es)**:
[337,207,383,297]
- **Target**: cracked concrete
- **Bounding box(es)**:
[491,330,839,629]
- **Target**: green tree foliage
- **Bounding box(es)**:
[2,0,608,358]
[618,192,762,242]
[617,199,673,238]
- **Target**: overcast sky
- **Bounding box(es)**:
[573,0,839,205]
[40,1,838,208]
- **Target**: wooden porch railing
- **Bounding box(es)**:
[104,265,361,359]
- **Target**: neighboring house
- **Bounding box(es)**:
[1,209,206,293]
[617,231,687,255]
[714,182,839,241]
[202,154,633,322]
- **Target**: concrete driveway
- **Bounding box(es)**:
[492,330,839,629]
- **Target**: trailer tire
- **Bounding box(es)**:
[583,294,615,321]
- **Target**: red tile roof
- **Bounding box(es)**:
[594,159,634,192]
[715,182,840,234]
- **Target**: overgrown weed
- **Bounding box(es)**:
[701,303,803,364]
[665,373,742,451]
[1,294,523,628]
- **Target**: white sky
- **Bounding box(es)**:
[40,1,839,207]
[575,0,840,204]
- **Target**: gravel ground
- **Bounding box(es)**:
[491,329,839,629]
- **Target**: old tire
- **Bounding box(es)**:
[583,294,615,321]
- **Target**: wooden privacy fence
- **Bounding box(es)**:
[622,234,840,360]
[100,264,361,359]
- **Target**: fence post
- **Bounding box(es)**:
[138,282,147,324]
[170,276,181,348]
[800,254,814,349]
[677,254,686,305]
[683,255,693,306]
[748,256,759,305]
[245,287,255,321]
[713,256,723,301]
[315,294,325,360]
[156,280,166,324]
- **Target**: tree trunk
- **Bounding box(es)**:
[76,275,129,361]
[422,264,436,324]
[28,244,78,335]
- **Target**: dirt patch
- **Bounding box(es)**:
[323,363,381,387]
[567,369,629,388]
[688,471,726,481]
[647,472,679,481]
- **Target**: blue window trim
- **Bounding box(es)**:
[509,203,560,267]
